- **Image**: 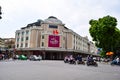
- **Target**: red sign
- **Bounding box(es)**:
[48,35,60,47]
[53,30,59,35]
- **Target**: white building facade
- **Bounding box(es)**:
[15,16,98,60]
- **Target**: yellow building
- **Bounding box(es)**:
[15,16,97,60]
[0,38,5,51]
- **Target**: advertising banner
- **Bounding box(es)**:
[48,35,60,47]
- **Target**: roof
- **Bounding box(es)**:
[44,16,63,25]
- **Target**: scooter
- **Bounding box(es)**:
[64,59,69,63]
[76,60,85,65]
[111,60,120,66]
[69,59,76,65]
[86,60,98,67]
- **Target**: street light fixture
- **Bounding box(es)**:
[0,6,2,19]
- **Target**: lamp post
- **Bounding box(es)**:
[0,6,2,19]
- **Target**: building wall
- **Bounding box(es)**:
[0,38,5,50]
[15,16,97,56]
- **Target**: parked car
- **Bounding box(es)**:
[18,55,27,60]
[13,55,19,60]
[29,55,42,61]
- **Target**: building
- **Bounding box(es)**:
[0,38,15,57]
[0,38,5,51]
[3,38,15,49]
[15,16,98,60]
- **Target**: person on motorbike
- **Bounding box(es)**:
[69,55,75,64]
[87,55,94,63]
[76,55,82,62]
[76,55,85,64]
[116,57,120,64]
[64,55,69,63]
[111,56,120,65]
[87,55,98,66]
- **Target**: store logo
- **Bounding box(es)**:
[48,35,60,47]
[50,38,58,44]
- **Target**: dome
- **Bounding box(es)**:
[44,16,63,24]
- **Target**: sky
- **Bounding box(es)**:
[0,0,120,41]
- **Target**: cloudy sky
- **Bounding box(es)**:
[0,0,120,41]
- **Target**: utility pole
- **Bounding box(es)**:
[0,6,2,19]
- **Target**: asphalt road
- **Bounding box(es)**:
[0,60,120,80]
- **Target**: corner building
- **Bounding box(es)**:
[15,16,97,60]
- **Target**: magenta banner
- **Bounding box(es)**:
[48,35,60,47]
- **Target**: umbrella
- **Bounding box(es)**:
[106,52,114,55]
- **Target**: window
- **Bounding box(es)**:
[42,35,44,39]
[17,33,20,36]
[63,36,65,40]
[49,25,58,28]
[26,37,29,40]
[21,37,24,41]
[17,44,19,48]
[25,43,28,47]
[21,43,23,47]
[26,30,29,35]
[17,38,19,42]
[22,32,24,35]
[42,42,44,47]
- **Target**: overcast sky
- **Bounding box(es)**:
[0,0,120,41]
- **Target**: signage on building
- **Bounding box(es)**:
[48,35,60,47]
[53,30,59,35]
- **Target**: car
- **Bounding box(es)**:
[13,55,19,60]
[18,55,27,60]
[29,55,42,61]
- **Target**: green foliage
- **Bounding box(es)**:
[89,15,120,55]
[100,50,106,58]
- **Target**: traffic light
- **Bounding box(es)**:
[0,6,2,19]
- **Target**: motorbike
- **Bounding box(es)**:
[111,60,120,66]
[64,58,69,63]
[86,60,98,67]
[69,59,76,64]
[76,60,85,65]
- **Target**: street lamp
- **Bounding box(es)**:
[0,6,2,19]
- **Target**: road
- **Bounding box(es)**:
[0,60,120,80]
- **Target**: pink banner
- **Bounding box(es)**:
[48,35,60,47]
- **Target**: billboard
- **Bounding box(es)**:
[48,35,60,47]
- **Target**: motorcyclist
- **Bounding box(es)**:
[87,55,94,63]
[86,55,98,66]
[64,56,69,63]
[111,56,120,65]
[76,55,82,62]
[69,55,75,64]
[116,57,120,64]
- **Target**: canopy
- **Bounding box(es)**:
[106,52,114,55]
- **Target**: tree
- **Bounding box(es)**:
[89,15,120,57]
